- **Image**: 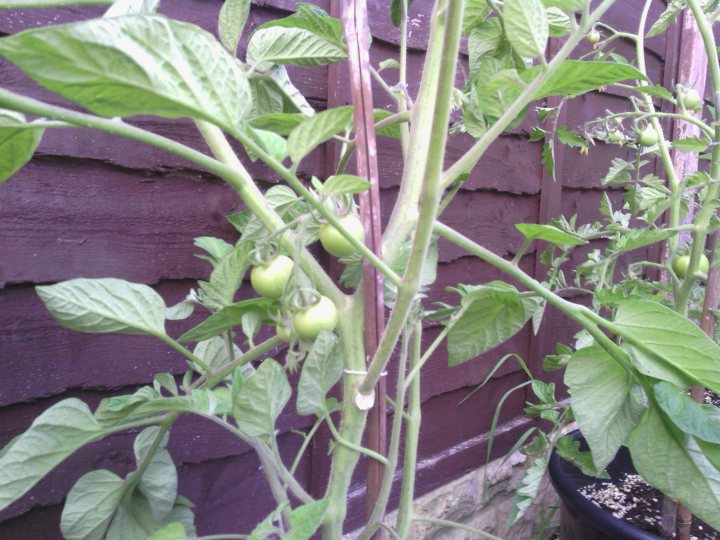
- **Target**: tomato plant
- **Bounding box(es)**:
[2,0,720,539]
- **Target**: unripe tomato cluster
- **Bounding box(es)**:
[248,206,364,343]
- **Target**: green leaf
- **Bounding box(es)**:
[218,0,249,54]
[134,427,177,520]
[322,174,371,195]
[556,126,586,149]
[286,499,330,540]
[565,345,645,471]
[628,405,720,530]
[631,84,675,101]
[504,0,548,59]
[154,373,178,396]
[525,60,646,99]
[0,16,250,132]
[462,0,491,35]
[613,300,720,393]
[546,7,571,37]
[233,359,291,438]
[179,298,275,343]
[193,336,250,376]
[60,470,125,540]
[0,109,43,184]
[378,59,400,71]
[390,0,415,26]
[297,331,343,416]
[671,136,709,153]
[104,0,159,16]
[36,278,166,336]
[193,236,233,265]
[647,0,684,37]
[148,522,187,540]
[246,126,288,162]
[249,65,315,117]
[507,457,547,527]
[250,113,306,136]
[541,0,587,13]
[247,26,346,67]
[165,297,196,321]
[106,493,196,539]
[614,228,677,253]
[516,223,587,247]
[556,435,607,478]
[198,244,251,310]
[288,106,353,163]
[654,381,720,444]
[0,399,107,512]
[373,109,402,139]
[447,282,541,366]
[257,3,344,47]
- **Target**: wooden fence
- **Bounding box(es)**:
[0,0,679,536]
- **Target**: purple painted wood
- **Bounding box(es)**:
[0,0,683,536]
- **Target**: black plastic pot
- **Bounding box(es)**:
[548,431,660,540]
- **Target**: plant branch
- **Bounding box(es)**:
[326,415,390,467]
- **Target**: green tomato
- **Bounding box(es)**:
[672,254,710,278]
[292,296,338,341]
[586,29,601,45]
[250,255,294,299]
[319,213,365,258]
[607,130,625,144]
[682,88,702,110]
[637,126,659,147]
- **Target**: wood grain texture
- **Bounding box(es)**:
[0,0,679,534]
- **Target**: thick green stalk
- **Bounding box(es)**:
[380,0,450,262]
[322,295,369,538]
[396,322,422,538]
[356,324,411,540]
[360,0,465,396]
